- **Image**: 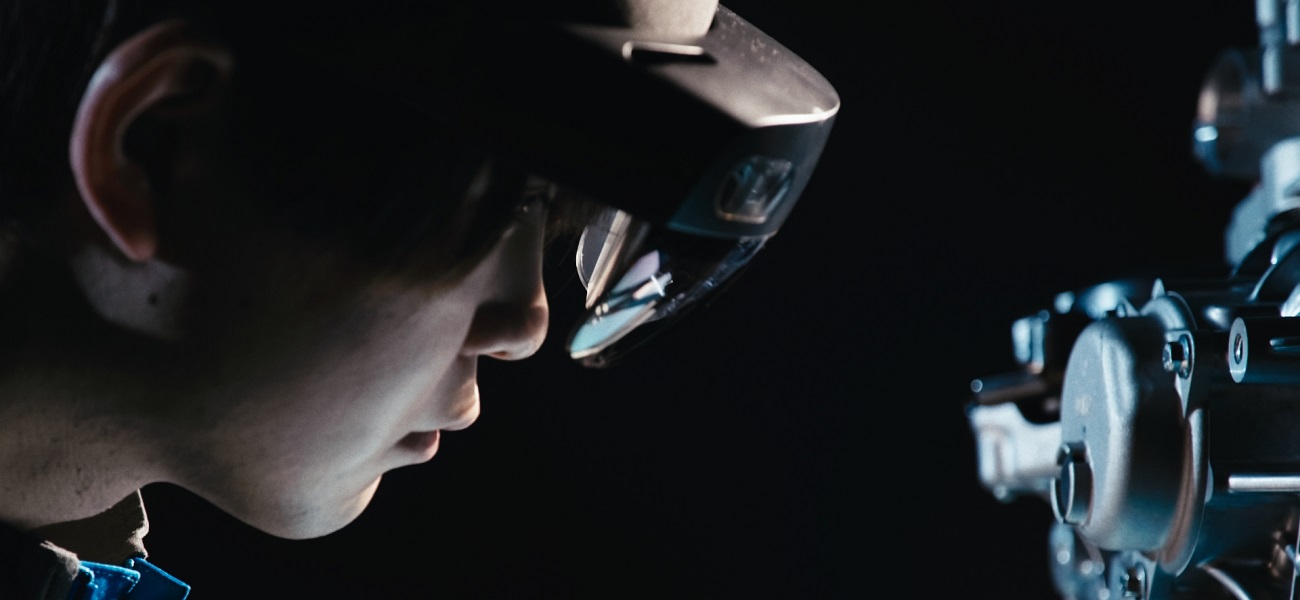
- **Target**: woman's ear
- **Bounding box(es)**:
[69,19,233,262]
[617,0,718,38]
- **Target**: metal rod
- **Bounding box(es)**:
[1228,474,1300,493]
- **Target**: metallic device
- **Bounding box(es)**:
[967,2,1300,597]
[248,2,839,367]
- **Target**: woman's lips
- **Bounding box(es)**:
[436,380,481,431]
[397,430,441,461]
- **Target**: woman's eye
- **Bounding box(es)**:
[517,193,546,216]
[515,180,556,224]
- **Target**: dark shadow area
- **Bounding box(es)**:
[137,2,1260,597]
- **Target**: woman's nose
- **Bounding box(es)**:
[460,213,550,361]
[462,299,548,360]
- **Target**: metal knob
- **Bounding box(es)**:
[1053,443,1092,525]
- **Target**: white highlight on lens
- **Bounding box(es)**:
[1194,125,1219,143]
[569,250,670,358]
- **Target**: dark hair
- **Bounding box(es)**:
[0,2,500,273]
[0,1,604,281]
[0,1,197,230]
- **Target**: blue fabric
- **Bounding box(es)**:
[68,557,189,600]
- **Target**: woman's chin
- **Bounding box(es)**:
[246,476,383,540]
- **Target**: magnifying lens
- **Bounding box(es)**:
[235,2,839,366]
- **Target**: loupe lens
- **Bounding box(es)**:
[568,207,766,366]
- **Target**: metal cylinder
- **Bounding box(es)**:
[1228,316,1300,383]
[1058,317,1186,551]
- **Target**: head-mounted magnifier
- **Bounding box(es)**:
[249,3,838,366]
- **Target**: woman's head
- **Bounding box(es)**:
[0,0,826,539]
[0,7,562,537]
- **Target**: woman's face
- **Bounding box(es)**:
[128,169,552,539]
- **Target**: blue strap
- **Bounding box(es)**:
[69,557,189,600]
[123,558,189,600]
[69,562,138,600]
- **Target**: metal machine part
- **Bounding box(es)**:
[969,274,1300,599]
[967,2,1300,598]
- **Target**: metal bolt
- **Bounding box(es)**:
[1162,342,1180,371]
[1052,443,1092,525]
[1162,336,1192,377]
[1121,565,1146,598]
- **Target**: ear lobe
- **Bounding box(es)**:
[69,19,232,262]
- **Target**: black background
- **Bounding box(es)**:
[137,1,1265,598]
